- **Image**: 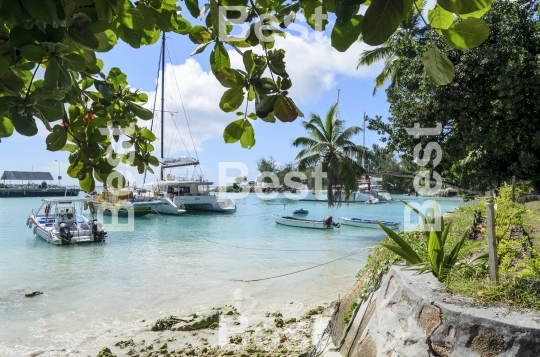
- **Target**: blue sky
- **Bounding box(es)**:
[0,9,392,187]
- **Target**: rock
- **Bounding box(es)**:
[114,339,135,349]
[96,347,117,357]
[151,315,192,331]
[301,306,324,319]
[25,291,43,298]
[174,310,220,331]
[274,318,284,328]
[284,318,297,324]
[271,311,282,317]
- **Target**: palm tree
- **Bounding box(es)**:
[292,103,366,207]
[358,0,427,95]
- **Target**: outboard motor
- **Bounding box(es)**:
[58,222,72,245]
[92,220,107,242]
[323,215,341,228]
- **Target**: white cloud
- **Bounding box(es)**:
[144,32,382,155]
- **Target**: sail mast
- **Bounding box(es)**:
[160,33,166,180]
[362,112,366,168]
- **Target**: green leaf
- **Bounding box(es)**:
[10,108,38,136]
[94,80,116,101]
[240,120,255,148]
[140,127,156,141]
[362,0,404,46]
[377,221,422,264]
[95,30,118,52]
[148,155,160,166]
[210,42,230,72]
[428,5,454,31]
[255,95,278,118]
[46,125,68,151]
[459,5,491,19]
[304,0,328,31]
[188,26,213,44]
[95,0,113,22]
[79,172,96,192]
[127,102,153,119]
[120,6,145,30]
[267,49,288,77]
[331,15,363,52]
[223,118,244,143]
[0,117,14,138]
[422,44,454,86]
[68,27,100,50]
[35,99,64,121]
[442,17,489,50]
[380,243,423,266]
[427,228,443,277]
[185,0,200,18]
[20,0,65,27]
[0,57,8,78]
[190,42,211,56]
[219,86,244,112]
[214,68,245,88]
[44,57,60,89]
[274,96,298,122]
[20,45,49,62]
[9,25,46,48]
[62,53,86,71]
[437,0,491,15]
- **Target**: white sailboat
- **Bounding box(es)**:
[138,34,236,213]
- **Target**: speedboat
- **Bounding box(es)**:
[339,217,400,230]
[293,208,309,215]
[27,198,107,245]
[273,215,340,229]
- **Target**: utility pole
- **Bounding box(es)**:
[55,160,61,187]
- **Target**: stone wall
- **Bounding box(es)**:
[331,266,540,357]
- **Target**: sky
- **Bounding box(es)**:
[0,6,395,187]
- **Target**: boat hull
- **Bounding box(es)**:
[339,217,400,230]
[294,190,372,202]
[28,214,106,245]
[273,215,334,229]
[174,196,236,212]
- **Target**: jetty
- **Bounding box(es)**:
[0,171,80,197]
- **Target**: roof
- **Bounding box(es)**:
[42,197,94,203]
[1,171,54,181]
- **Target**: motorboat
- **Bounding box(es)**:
[294,188,373,203]
[365,198,380,204]
[339,217,400,230]
[293,208,309,215]
[273,215,340,229]
[27,198,107,245]
[95,200,152,217]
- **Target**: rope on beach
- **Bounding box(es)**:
[236,248,370,282]
[201,237,377,252]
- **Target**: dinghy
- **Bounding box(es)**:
[273,215,340,229]
[339,217,400,230]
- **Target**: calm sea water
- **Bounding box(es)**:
[0,193,464,356]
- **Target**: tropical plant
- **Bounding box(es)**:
[292,103,365,206]
[378,201,469,281]
[369,0,540,193]
[358,0,427,94]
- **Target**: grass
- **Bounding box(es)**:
[347,186,540,324]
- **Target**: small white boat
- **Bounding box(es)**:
[365,198,380,204]
[273,215,340,229]
[27,198,107,245]
[339,217,400,230]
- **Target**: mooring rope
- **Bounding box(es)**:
[236,248,370,282]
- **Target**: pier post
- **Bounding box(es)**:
[485,191,498,284]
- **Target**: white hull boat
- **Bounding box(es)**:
[273,215,340,229]
[294,189,374,203]
[27,198,107,245]
[339,217,400,230]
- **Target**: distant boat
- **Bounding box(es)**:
[27,198,107,245]
[339,217,399,230]
[293,208,309,215]
[365,198,380,204]
[94,200,153,217]
[273,215,340,229]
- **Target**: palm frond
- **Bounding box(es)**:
[358,46,395,68]
[334,126,362,144]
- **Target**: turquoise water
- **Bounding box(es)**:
[0,193,465,356]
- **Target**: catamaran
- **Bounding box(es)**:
[27,198,107,245]
[137,34,236,213]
